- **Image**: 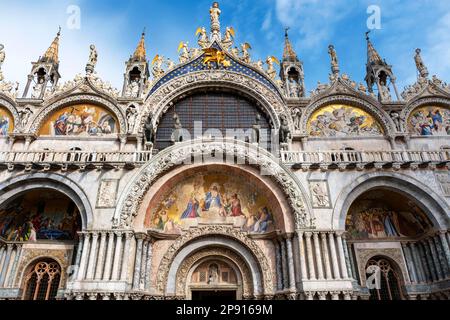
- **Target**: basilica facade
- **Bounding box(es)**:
[0,2,449,301]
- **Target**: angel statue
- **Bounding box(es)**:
[178,42,190,64]
[254,60,264,70]
[151,54,165,78]
[266,56,279,80]
[241,43,252,64]
[165,58,175,70]
[222,27,235,49]
[196,27,209,48]
[230,47,239,57]
[0,44,5,81]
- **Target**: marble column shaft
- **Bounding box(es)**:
[411,243,425,283]
[0,245,13,286]
[320,233,332,280]
[328,233,341,279]
[427,238,443,281]
[422,240,437,282]
[102,232,115,281]
[438,232,450,278]
[139,240,148,288]
[120,233,132,281]
[304,232,315,280]
[86,233,99,280]
[313,233,324,280]
[433,235,447,279]
[274,241,283,291]
[296,231,307,281]
[285,236,296,291]
[336,234,349,279]
[279,238,289,290]
[94,232,107,280]
[133,236,144,290]
[402,243,418,283]
[77,233,91,281]
[111,232,123,281]
[7,245,22,287]
[144,240,153,291]
[417,242,432,282]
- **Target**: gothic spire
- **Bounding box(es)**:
[282,27,299,62]
[366,31,383,65]
[132,29,147,62]
[42,27,61,63]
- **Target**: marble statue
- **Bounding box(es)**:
[19,107,33,130]
[291,108,302,131]
[266,56,278,80]
[414,48,429,79]
[87,45,98,72]
[251,114,261,144]
[210,2,221,28]
[222,27,235,48]
[311,182,330,207]
[125,79,140,98]
[165,58,175,70]
[196,27,209,49]
[328,45,339,74]
[152,55,165,78]
[144,114,154,143]
[241,43,251,64]
[288,77,300,97]
[178,42,190,64]
[126,106,138,133]
[379,80,392,102]
[279,115,291,144]
[390,111,401,131]
[31,78,45,99]
[171,113,183,143]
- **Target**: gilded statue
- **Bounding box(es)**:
[196,27,209,48]
[178,42,190,64]
[222,27,235,48]
[241,43,252,63]
[151,54,165,78]
[203,48,231,68]
[210,2,221,27]
[266,56,279,80]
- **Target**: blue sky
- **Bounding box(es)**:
[1,0,450,94]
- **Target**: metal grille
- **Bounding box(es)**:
[23,260,61,300]
[155,92,272,151]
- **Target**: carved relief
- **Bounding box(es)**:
[154,225,274,295]
[309,180,331,208]
[96,179,119,208]
[435,171,450,197]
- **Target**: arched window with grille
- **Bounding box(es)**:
[22,259,61,300]
[366,257,404,301]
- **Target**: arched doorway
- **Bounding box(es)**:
[189,258,242,301]
[366,256,404,300]
[22,258,61,300]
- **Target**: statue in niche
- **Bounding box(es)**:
[31,77,45,99]
[288,76,300,98]
[171,113,183,143]
[279,115,291,145]
[208,264,219,284]
[144,114,154,143]
[126,106,137,134]
[251,114,261,144]
[390,111,401,131]
[125,79,140,98]
[379,80,392,102]
[19,107,33,130]
[291,108,302,131]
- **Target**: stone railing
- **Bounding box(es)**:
[281,150,450,170]
[0,150,153,170]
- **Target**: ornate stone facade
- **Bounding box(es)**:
[0,2,449,301]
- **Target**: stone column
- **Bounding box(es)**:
[313,233,324,280]
[133,234,144,290]
[417,242,432,282]
[296,231,307,281]
[328,232,341,279]
[438,232,450,278]
[402,243,418,283]
[77,233,91,281]
[0,247,6,278]
[342,236,355,280]
[304,232,315,280]
[410,242,425,283]
[422,240,437,282]
[7,245,22,287]
[74,234,84,267]
[120,233,133,281]
[279,238,289,290]
[427,237,443,281]
[336,233,349,279]
[0,245,13,286]
[103,232,115,281]
[274,241,283,291]
[94,232,107,280]
[111,232,123,281]
[285,235,296,291]
[433,235,447,279]
[86,233,99,280]
[144,239,153,291]
[139,240,148,289]
[320,233,332,280]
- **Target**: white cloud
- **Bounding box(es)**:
[0,0,129,93]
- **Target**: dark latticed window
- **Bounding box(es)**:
[367,258,403,301]
[155,92,272,151]
[23,260,61,300]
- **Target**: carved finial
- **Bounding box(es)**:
[42,27,61,63]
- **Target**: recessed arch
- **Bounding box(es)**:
[28,94,127,135]
[0,96,20,134]
[332,172,450,231]
[301,94,395,136]
[0,173,94,230]
[401,97,450,133]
